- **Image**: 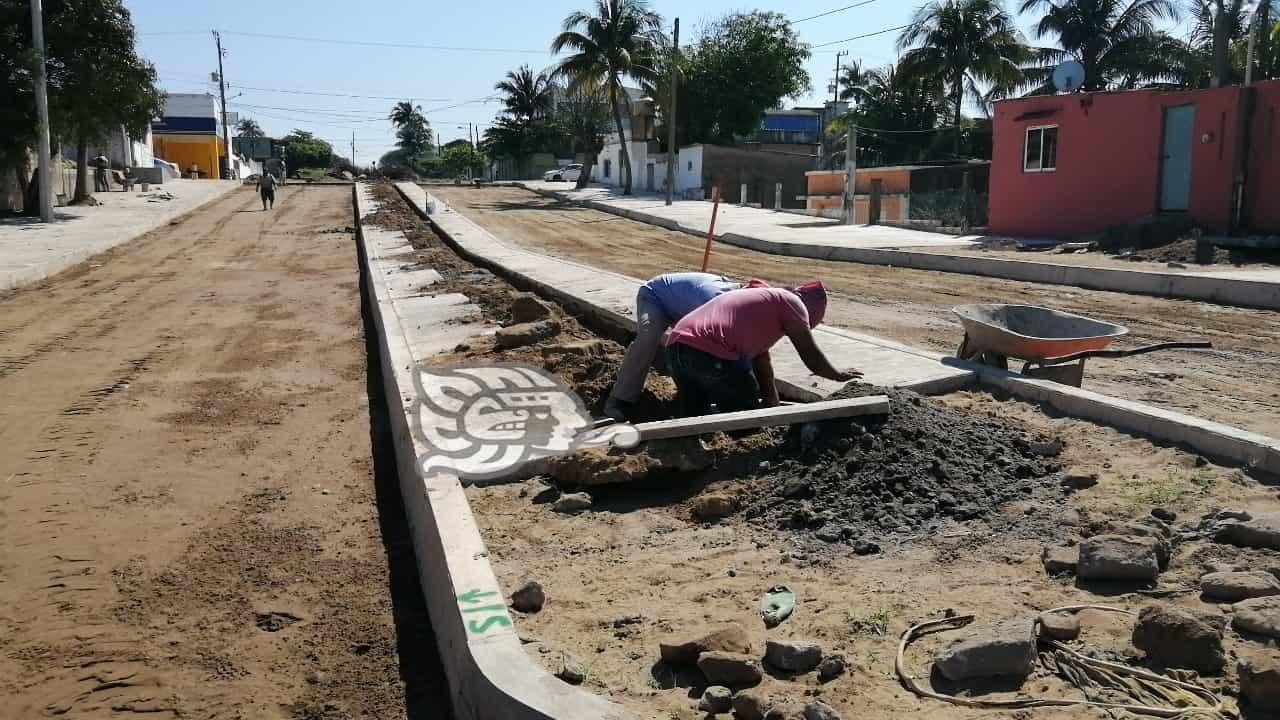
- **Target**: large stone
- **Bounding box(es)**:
[933,618,1037,681]
[698,686,733,714]
[494,319,560,349]
[1077,535,1160,581]
[763,705,804,720]
[817,654,847,682]
[697,651,763,686]
[731,690,771,720]
[1239,654,1280,709]
[1102,521,1172,569]
[1216,514,1280,550]
[690,493,737,523]
[509,293,551,323]
[1132,605,1226,674]
[1200,571,1280,602]
[510,580,545,613]
[1041,545,1078,575]
[552,492,592,513]
[1038,611,1081,641]
[1233,596,1280,639]
[802,701,842,720]
[659,624,751,665]
[764,639,823,673]
[555,652,586,685]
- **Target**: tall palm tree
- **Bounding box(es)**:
[846,64,947,164]
[897,0,1029,155]
[837,60,874,105]
[1020,0,1185,91]
[552,0,665,195]
[494,65,555,121]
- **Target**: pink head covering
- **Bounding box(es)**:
[790,280,827,328]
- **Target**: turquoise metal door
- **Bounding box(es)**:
[1159,105,1195,212]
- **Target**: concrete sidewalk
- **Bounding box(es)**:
[0,179,239,291]
[521,181,1280,310]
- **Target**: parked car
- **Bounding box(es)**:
[543,164,583,182]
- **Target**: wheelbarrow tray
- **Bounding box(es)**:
[953,304,1129,362]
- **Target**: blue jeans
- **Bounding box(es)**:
[665,343,761,417]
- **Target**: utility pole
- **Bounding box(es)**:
[30,0,53,222]
[664,17,680,206]
[1245,2,1261,85]
[351,131,356,168]
[845,123,857,225]
[213,31,231,179]
[822,50,848,171]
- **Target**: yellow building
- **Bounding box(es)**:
[152,134,227,179]
[151,93,228,179]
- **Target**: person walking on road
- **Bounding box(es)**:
[663,281,861,416]
[257,171,277,210]
[604,272,743,422]
[92,155,111,193]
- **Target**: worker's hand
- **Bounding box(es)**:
[828,368,863,382]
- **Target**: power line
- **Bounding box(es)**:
[158,75,454,102]
[790,1,879,24]
[218,30,551,54]
[810,23,912,49]
[229,101,391,122]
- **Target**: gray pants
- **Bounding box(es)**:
[609,286,673,404]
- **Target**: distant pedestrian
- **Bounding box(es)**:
[92,155,110,193]
[258,172,277,210]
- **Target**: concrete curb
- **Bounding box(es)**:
[353,184,636,720]
[0,181,242,291]
[424,183,1280,476]
[516,183,1280,311]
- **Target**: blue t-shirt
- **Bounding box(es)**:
[643,272,740,320]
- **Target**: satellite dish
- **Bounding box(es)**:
[1052,61,1085,93]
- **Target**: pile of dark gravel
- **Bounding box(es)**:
[741,388,1066,546]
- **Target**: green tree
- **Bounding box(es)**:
[554,83,611,188]
[494,65,555,121]
[552,0,665,195]
[440,143,485,178]
[897,0,1029,156]
[389,100,435,166]
[279,129,332,170]
[1020,0,1185,92]
[236,117,264,137]
[836,64,947,165]
[677,11,811,145]
[837,59,874,105]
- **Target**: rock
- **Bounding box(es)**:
[511,580,545,612]
[933,618,1037,681]
[304,670,326,685]
[659,624,751,665]
[764,639,823,673]
[699,686,733,714]
[817,654,847,682]
[814,524,843,543]
[1216,514,1280,549]
[645,438,714,472]
[732,690,771,720]
[1038,611,1081,641]
[1151,508,1177,523]
[780,477,813,498]
[1233,596,1280,639]
[697,651,763,686]
[1200,571,1280,602]
[1101,522,1172,569]
[509,293,552,323]
[555,653,586,684]
[1041,545,1079,575]
[553,492,593,513]
[1061,472,1099,490]
[763,705,804,720]
[852,539,880,555]
[1029,438,1063,457]
[494,319,560,349]
[1215,508,1253,521]
[691,493,737,522]
[1077,535,1160,581]
[802,701,842,720]
[1132,605,1225,674]
[541,339,606,360]
[1239,654,1280,708]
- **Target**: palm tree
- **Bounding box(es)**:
[1020,0,1185,91]
[236,118,264,138]
[837,60,874,105]
[551,0,665,195]
[845,64,947,164]
[494,65,556,121]
[897,0,1029,155]
[388,101,434,163]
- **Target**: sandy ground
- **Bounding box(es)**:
[355,185,1278,720]
[428,185,1280,439]
[0,186,450,719]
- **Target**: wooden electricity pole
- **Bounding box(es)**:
[664,18,679,206]
[214,31,231,179]
[845,123,857,225]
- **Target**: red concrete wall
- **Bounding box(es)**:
[989,86,1245,237]
[1246,80,1280,233]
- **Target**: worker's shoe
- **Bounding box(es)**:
[602,397,630,423]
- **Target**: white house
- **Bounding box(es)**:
[592,88,706,197]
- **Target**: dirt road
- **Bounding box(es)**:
[430,185,1280,439]
[0,186,449,719]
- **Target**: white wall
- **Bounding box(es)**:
[591,142,703,197]
[676,145,703,197]
[162,93,219,118]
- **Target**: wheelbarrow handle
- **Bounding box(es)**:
[1038,340,1213,366]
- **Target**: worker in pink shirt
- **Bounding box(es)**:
[663,280,861,416]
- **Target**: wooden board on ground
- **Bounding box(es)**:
[633,395,889,441]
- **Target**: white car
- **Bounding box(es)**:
[543,164,583,182]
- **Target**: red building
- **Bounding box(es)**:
[989,80,1280,238]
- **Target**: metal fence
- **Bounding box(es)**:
[908,189,989,230]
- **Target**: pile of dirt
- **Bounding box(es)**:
[1115,236,1231,265]
[739,387,1066,545]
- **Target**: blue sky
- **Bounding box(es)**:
[128,0,1188,164]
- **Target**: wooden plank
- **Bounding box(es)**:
[633,395,889,442]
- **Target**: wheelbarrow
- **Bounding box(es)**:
[953,304,1212,387]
